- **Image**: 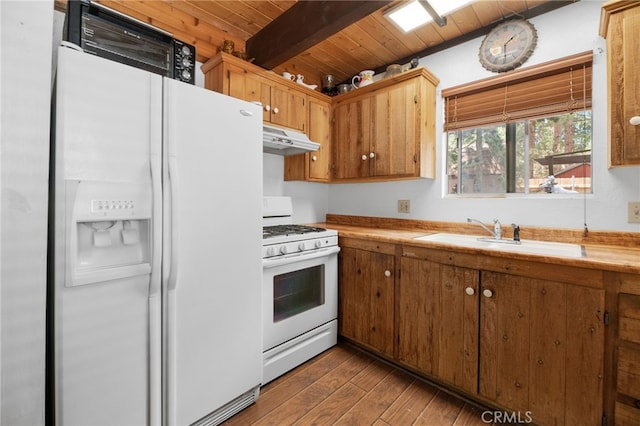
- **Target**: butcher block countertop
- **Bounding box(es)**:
[318,215,640,275]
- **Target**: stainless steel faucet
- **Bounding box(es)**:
[467,218,502,240]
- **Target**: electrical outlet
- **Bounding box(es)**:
[629,202,640,223]
[398,200,410,214]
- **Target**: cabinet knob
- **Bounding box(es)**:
[273,107,279,114]
[465,287,475,296]
[370,152,375,159]
[361,154,368,161]
[311,155,317,161]
[483,288,493,298]
[630,116,640,126]
[264,104,271,112]
[384,270,391,277]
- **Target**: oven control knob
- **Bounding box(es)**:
[298,242,306,251]
[279,245,288,255]
[314,240,323,248]
[266,247,276,257]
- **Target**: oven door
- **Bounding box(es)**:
[262,246,340,351]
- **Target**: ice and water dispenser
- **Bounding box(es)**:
[65,180,152,287]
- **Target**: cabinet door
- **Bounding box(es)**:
[397,257,440,375]
[438,264,479,394]
[398,258,479,394]
[269,85,307,131]
[227,67,268,108]
[480,271,604,425]
[283,99,331,182]
[333,98,371,179]
[338,247,394,357]
[307,99,331,181]
[564,284,604,425]
[227,68,306,130]
[371,79,419,177]
[619,7,640,162]
[606,4,640,165]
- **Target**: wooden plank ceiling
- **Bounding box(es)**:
[56,1,575,87]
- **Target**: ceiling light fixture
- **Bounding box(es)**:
[384,0,474,32]
[384,0,433,32]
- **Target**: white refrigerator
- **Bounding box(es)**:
[51,45,263,426]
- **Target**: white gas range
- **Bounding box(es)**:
[262,224,337,257]
[261,197,339,384]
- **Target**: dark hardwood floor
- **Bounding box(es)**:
[223,342,492,426]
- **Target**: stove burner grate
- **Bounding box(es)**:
[263,224,326,239]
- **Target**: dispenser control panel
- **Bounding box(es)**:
[91,199,136,213]
[66,180,152,287]
[71,180,151,221]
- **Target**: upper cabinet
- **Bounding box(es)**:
[284,98,332,182]
[202,52,316,132]
[267,83,307,132]
[203,53,440,183]
[600,1,640,167]
[332,68,439,182]
[333,96,372,179]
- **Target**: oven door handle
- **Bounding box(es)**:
[262,246,341,269]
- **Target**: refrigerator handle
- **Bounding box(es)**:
[167,156,179,292]
[149,154,162,297]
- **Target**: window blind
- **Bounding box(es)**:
[442,51,593,131]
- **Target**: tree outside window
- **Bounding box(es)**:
[442,52,593,197]
[447,111,592,195]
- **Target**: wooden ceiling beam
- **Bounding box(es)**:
[247,0,392,70]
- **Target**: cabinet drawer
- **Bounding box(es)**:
[339,237,396,255]
[619,294,640,344]
[615,401,640,426]
[618,345,640,399]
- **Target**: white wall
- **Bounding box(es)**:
[264,153,330,224]
[1,1,53,424]
[266,0,640,231]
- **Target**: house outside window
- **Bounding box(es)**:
[442,52,593,196]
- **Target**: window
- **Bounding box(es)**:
[443,52,592,195]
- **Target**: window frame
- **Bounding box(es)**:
[442,52,593,197]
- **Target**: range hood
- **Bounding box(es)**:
[263,124,320,156]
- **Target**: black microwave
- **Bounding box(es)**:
[65,0,195,84]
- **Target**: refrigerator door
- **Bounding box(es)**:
[52,47,162,425]
[162,79,263,426]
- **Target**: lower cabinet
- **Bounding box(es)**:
[397,257,479,395]
[611,272,640,425]
[616,344,640,425]
[338,240,395,358]
[340,244,607,426]
[479,271,604,426]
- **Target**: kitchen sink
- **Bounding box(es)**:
[414,233,584,258]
